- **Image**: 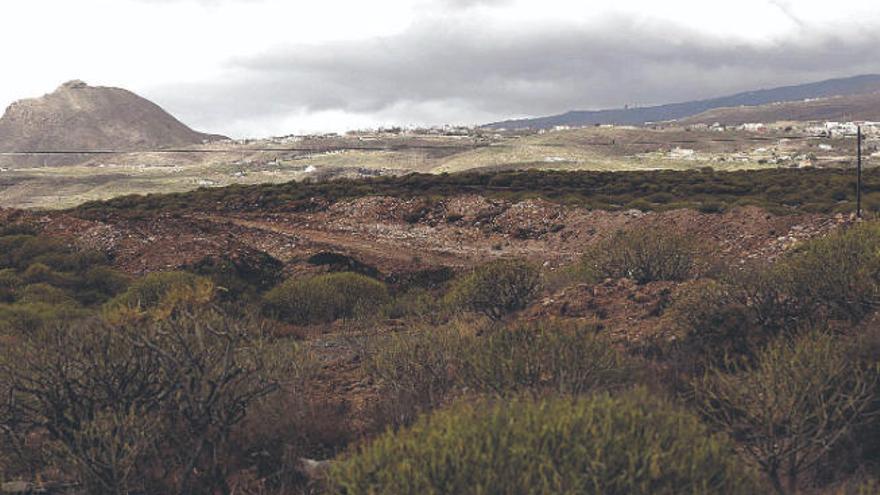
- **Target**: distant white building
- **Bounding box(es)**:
[739,123,766,132]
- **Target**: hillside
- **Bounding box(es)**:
[680,91,880,125]
[485,74,880,129]
[0,80,225,153]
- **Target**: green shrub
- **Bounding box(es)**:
[461,321,628,396]
[693,331,879,495]
[186,250,284,302]
[330,389,757,495]
[698,201,726,213]
[21,262,71,286]
[584,228,698,284]
[263,272,389,325]
[103,271,214,322]
[382,287,445,322]
[17,283,77,306]
[367,320,629,428]
[671,223,880,369]
[782,222,880,323]
[367,320,473,426]
[0,269,21,303]
[669,264,804,369]
[76,266,131,306]
[75,168,874,218]
[0,235,58,270]
[0,302,90,335]
[445,259,539,320]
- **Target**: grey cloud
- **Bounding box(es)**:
[151,14,880,135]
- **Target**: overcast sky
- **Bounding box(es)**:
[3,0,880,137]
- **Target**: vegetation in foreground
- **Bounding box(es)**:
[3,193,880,494]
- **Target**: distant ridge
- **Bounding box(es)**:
[0,80,226,153]
[484,74,880,129]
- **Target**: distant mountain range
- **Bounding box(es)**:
[484,74,880,129]
[0,80,225,153]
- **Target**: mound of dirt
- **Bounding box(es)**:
[0,80,225,155]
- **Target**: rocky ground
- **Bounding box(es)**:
[8,195,842,270]
[2,195,849,339]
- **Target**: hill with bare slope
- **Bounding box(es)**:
[680,91,880,125]
[0,80,225,153]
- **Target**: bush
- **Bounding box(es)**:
[445,259,539,320]
[77,266,131,306]
[382,287,445,323]
[263,272,389,325]
[672,223,880,369]
[367,320,629,427]
[103,271,214,322]
[0,302,90,335]
[366,320,472,427]
[17,283,77,306]
[0,310,280,494]
[21,262,72,286]
[669,264,803,369]
[584,228,697,284]
[461,321,628,396]
[782,222,880,323]
[0,269,18,303]
[186,250,284,302]
[330,389,757,495]
[693,331,879,494]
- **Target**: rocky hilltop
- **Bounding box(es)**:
[0,80,225,153]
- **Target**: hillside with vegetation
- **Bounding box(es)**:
[1,168,880,494]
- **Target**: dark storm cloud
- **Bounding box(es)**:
[150,13,880,132]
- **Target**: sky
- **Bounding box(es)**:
[2,0,880,138]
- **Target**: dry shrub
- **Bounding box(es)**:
[445,259,540,320]
[668,265,802,370]
[366,320,473,427]
[226,344,354,492]
[0,309,283,494]
[382,287,446,323]
[584,228,698,284]
[460,321,629,396]
[693,331,879,495]
[782,222,880,323]
[366,319,630,428]
[671,223,880,370]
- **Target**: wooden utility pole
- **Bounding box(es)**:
[857,125,863,219]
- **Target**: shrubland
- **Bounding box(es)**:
[7,174,880,494]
